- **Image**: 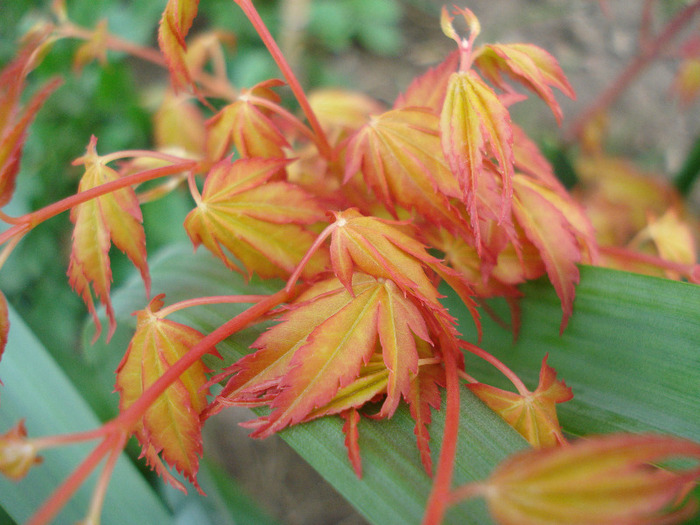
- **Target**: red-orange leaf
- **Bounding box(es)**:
[512,175,583,332]
[184,157,328,279]
[115,295,209,491]
[394,50,459,112]
[235,274,430,438]
[69,137,150,340]
[440,71,514,246]
[344,108,469,235]
[472,433,700,525]
[206,79,289,162]
[468,355,572,448]
[476,43,575,124]
[405,338,444,475]
[0,29,61,206]
[158,0,200,93]
[341,408,362,478]
[329,209,479,330]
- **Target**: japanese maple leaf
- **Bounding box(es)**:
[512,174,595,331]
[343,107,471,236]
[438,7,515,249]
[475,43,576,124]
[329,209,479,331]
[468,355,572,448]
[0,29,61,206]
[184,156,328,280]
[158,0,200,93]
[206,79,289,162]
[115,295,209,492]
[440,70,514,248]
[468,434,700,525]
[393,50,459,112]
[69,136,150,340]
[221,274,431,438]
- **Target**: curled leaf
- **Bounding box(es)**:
[440,70,514,245]
[0,420,42,481]
[69,137,150,341]
[475,43,575,124]
[463,433,700,525]
[0,29,61,206]
[158,0,200,93]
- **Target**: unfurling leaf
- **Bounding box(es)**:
[184,157,328,279]
[475,43,575,124]
[158,0,200,93]
[468,355,572,448]
[0,420,42,481]
[115,295,209,491]
[69,137,150,340]
[440,70,514,246]
[468,434,700,525]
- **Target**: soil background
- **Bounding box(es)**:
[204,2,700,524]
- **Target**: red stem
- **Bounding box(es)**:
[0,160,196,247]
[566,0,700,142]
[27,434,121,525]
[231,0,333,161]
[157,294,272,318]
[460,340,530,396]
[422,337,461,525]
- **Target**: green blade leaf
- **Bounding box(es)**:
[0,304,172,524]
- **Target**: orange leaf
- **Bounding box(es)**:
[0,29,61,206]
[0,420,42,481]
[231,273,430,438]
[476,433,700,525]
[476,43,575,124]
[329,209,479,329]
[512,175,584,332]
[153,90,206,157]
[184,157,328,279]
[393,50,459,112]
[405,338,445,475]
[158,0,200,93]
[69,137,150,340]
[115,295,209,491]
[468,355,572,448]
[72,19,109,72]
[440,71,514,246]
[341,408,362,478]
[206,79,289,162]
[344,108,469,235]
